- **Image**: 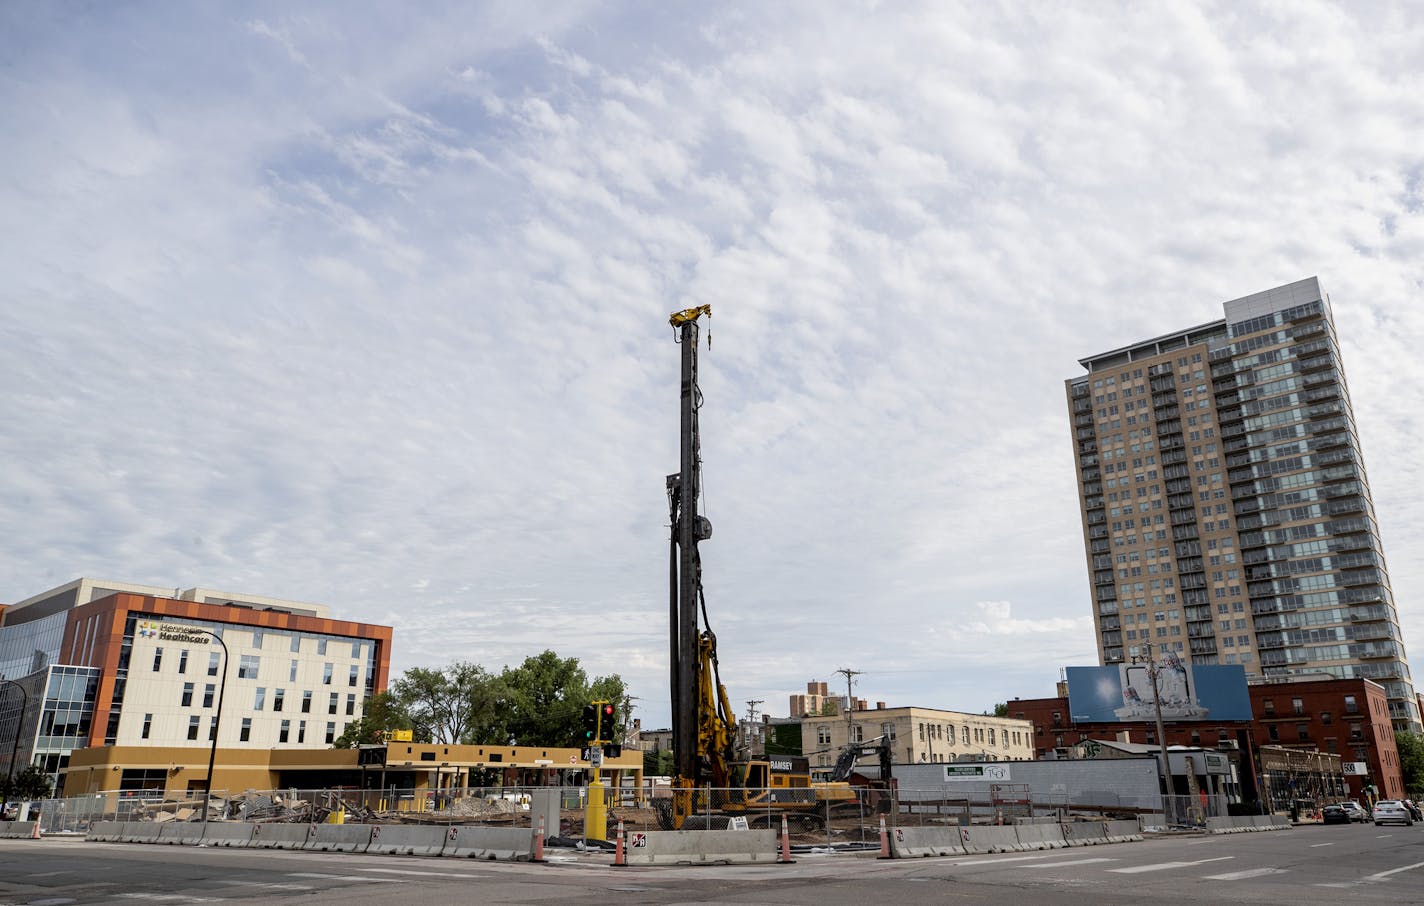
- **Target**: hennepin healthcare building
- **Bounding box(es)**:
[1066,277,1419,734]
[0,578,394,789]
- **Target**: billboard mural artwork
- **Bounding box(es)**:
[1065,659,1251,723]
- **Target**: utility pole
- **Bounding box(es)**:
[1130,650,1174,826]
[834,668,861,748]
[744,700,763,758]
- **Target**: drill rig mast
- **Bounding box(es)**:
[666,305,736,827]
[662,307,856,831]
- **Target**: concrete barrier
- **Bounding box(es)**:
[1014,824,1067,850]
[367,824,449,856]
[87,820,126,843]
[306,824,374,853]
[1061,822,1109,846]
[1103,820,1142,843]
[157,822,205,845]
[248,823,313,849]
[119,823,163,844]
[0,822,38,839]
[966,826,1022,853]
[442,825,534,861]
[201,823,256,847]
[622,829,780,866]
[888,826,966,858]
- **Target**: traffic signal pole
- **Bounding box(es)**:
[582,701,615,842]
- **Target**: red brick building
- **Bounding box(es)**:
[1011,674,1403,803]
[1248,675,1401,801]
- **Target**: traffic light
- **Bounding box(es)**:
[600,702,617,743]
[580,704,598,744]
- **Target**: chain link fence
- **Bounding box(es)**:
[7,784,1238,840]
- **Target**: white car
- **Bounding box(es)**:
[1372,800,1415,826]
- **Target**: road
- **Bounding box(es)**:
[1,822,1421,905]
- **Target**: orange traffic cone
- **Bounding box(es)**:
[777,813,794,864]
[614,820,626,867]
[533,816,545,862]
[878,815,890,859]
[30,819,41,839]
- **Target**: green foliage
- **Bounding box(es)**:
[391,662,503,744]
[333,691,411,748]
[993,703,1009,717]
[1397,731,1424,796]
[643,748,674,777]
[1,765,53,801]
[377,650,626,748]
[496,650,627,746]
[819,701,840,716]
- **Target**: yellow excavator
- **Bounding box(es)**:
[659,306,857,831]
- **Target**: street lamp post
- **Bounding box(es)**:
[196,631,229,827]
[1130,651,1174,826]
[2,679,30,800]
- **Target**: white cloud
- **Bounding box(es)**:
[3,1,1423,729]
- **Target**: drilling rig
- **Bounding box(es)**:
[661,306,856,830]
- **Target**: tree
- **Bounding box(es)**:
[1,766,53,801]
[643,748,674,777]
[391,662,503,744]
[993,703,1009,717]
[375,651,625,748]
[333,691,411,748]
[497,650,627,747]
[1397,731,1424,796]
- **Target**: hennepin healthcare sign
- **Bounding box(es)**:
[1065,659,1252,723]
[136,620,213,645]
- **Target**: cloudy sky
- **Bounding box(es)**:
[4,2,1422,730]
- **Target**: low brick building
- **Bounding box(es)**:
[1011,673,1403,804]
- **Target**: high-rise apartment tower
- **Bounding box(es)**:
[1067,278,1418,732]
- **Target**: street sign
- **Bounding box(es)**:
[631,832,647,848]
[943,764,1011,781]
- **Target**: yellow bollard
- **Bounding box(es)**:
[586,777,607,842]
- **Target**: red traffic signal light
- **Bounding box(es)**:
[600,703,617,742]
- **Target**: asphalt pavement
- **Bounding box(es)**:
[1,821,1421,906]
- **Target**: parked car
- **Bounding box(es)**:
[1373,800,1415,826]
[1321,803,1352,825]
[1339,801,1369,823]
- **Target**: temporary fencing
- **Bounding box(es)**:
[11,784,1248,848]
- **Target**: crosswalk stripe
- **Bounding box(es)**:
[286,873,406,883]
[358,868,492,879]
[1110,856,1234,874]
[948,854,1086,866]
[1204,868,1287,881]
[1362,860,1424,882]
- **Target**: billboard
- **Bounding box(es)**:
[1065,659,1251,723]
